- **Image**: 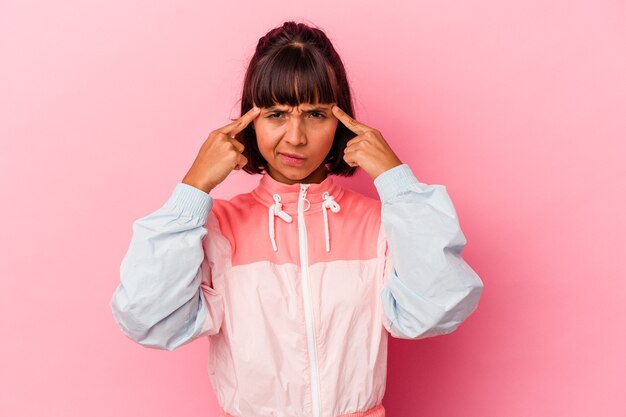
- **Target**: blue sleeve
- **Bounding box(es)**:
[374,164,484,339]
[110,183,224,351]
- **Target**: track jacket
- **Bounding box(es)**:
[110,163,484,417]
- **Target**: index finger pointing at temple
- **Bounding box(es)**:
[331,105,370,135]
[219,106,261,137]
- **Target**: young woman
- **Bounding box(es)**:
[111,21,484,417]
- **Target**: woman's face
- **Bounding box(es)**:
[252,102,339,184]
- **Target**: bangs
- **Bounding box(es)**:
[250,45,338,108]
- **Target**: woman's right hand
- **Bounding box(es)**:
[182,106,261,194]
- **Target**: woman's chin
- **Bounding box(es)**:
[267,159,328,184]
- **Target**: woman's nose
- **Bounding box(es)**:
[283,118,307,145]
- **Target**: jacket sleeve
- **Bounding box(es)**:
[375,164,484,340]
[110,182,225,351]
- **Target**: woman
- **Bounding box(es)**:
[111,20,484,417]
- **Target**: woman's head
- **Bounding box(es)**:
[236,21,357,183]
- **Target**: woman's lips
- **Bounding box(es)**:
[280,153,306,166]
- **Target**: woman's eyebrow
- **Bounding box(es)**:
[265,106,330,113]
[303,107,330,113]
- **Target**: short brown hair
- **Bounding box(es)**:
[234,21,358,177]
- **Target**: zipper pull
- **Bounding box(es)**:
[299,184,311,212]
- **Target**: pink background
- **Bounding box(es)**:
[1,1,625,416]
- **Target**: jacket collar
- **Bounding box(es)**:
[251,171,344,215]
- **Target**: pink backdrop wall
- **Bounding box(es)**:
[1,1,625,416]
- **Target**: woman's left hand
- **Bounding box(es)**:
[332,105,403,180]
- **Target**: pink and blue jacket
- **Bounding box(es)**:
[110,163,484,417]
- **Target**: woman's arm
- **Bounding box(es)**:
[375,164,484,339]
[110,183,224,351]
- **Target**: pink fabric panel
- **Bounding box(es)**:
[308,259,388,414]
[219,403,385,417]
[207,262,312,416]
[206,258,388,416]
[211,189,382,266]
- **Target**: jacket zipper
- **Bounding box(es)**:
[298,183,322,417]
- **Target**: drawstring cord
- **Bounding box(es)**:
[269,194,293,252]
[267,191,341,252]
[322,192,341,252]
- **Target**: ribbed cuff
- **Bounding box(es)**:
[373,164,419,203]
[164,182,214,221]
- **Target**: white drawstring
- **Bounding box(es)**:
[268,194,293,252]
[322,192,341,252]
[268,192,340,252]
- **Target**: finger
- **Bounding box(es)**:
[219,106,261,136]
[235,153,248,170]
[345,136,366,148]
[228,137,244,153]
[220,106,260,136]
[343,151,359,167]
[331,105,371,135]
[343,144,358,160]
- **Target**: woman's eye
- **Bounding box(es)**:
[266,112,325,119]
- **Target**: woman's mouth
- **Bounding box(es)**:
[279,153,306,166]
